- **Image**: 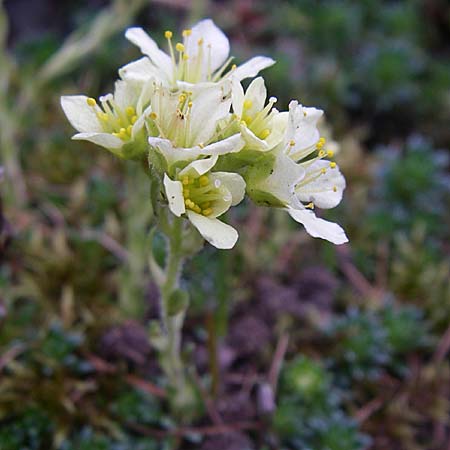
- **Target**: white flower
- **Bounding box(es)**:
[244,100,348,244]
[232,77,287,152]
[163,156,246,249]
[283,101,348,244]
[119,19,275,88]
[61,80,151,158]
[147,83,244,170]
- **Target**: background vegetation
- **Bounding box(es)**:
[1,0,449,449]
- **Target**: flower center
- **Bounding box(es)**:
[87,97,137,140]
[240,96,277,140]
[180,174,223,216]
[164,29,234,84]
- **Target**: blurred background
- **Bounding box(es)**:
[0,0,449,449]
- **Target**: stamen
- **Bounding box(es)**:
[164,30,173,39]
[87,97,97,107]
[330,162,337,169]
[327,150,334,158]
[175,43,185,52]
[182,29,192,37]
[316,138,326,149]
[333,186,337,192]
[306,202,315,209]
[126,106,135,116]
[259,129,271,140]
[202,208,213,216]
[149,112,158,120]
[199,175,209,187]
[243,99,253,110]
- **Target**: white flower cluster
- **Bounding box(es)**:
[61,19,348,249]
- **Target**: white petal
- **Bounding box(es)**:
[240,125,270,151]
[264,111,288,150]
[227,56,275,82]
[149,134,244,169]
[186,19,230,75]
[200,133,245,156]
[231,77,245,117]
[163,174,185,217]
[72,132,123,149]
[113,79,140,109]
[285,102,323,158]
[61,96,102,133]
[119,57,164,83]
[297,160,346,209]
[187,211,238,249]
[179,156,219,177]
[125,27,172,80]
[244,77,266,115]
[189,85,231,145]
[210,172,246,206]
[248,153,305,207]
[288,208,348,245]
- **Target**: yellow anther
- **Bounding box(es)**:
[175,43,185,52]
[231,64,237,70]
[182,29,192,37]
[164,30,173,39]
[198,143,205,149]
[198,38,204,45]
[127,125,133,135]
[202,208,213,216]
[333,186,337,192]
[199,175,209,187]
[201,202,211,209]
[240,120,247,127]
[306,202,315,209]
[182,176,190,185]
[149,112,158,120]
[119,128,128,139]
[327,150,334,158]
[316,138,326,149]
[243,115,252,125]
[259,129,271,139]
[194,205,202,213]
[126,106,135,116]
[131,115,138,124]
[183,53,189,60]
[179,94,187,103]
[87,97,97,107]
[321,168,326,175]
[188,101,193,108]
[243,99,253,110]
[303,111,307,117]
[183,188,190,197]
[330,162,337,169]
[289,140,296,147]
[319,150,326,158]
[99,112,109,121]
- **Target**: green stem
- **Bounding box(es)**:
[160,215,184,388]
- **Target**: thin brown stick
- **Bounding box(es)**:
[336,245,382,301]
[126,420,263,438]
[268,333,289,392]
